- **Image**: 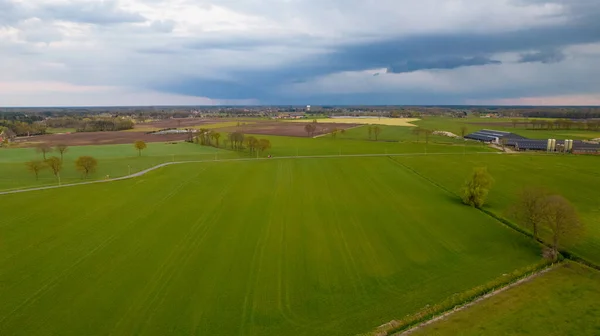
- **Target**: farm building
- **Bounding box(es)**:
[464,129,526,143]
[465,129,600,153]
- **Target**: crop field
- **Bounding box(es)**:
[0,157,541,336]
[411,262,600,336]
[287,117,419,126]
[392,154,600,264]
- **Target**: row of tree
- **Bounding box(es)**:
[0,120,47,136]
[27,156,98,180]
[194,131,272,155]
[461,167,583,259]
[511,119,600,131]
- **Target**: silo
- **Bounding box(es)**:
[567,139,573,152]
[551,139,557,152]
[547,139,552,151]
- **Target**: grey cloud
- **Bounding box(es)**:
[519,50,566,64]
[150,20,175,33]
[40,0,146,25]
[387,56,501,74]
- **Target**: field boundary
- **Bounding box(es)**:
[395,263,557,335]
[359,261,555,336]
[0,151,505,196]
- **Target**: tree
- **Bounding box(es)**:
[423,129,433,144]
[538,195,584,259]
[55,144,69,162]
[460,126,469,138]
[340,129,346,137]
[509,187,550,240]
[331,127,338,139]
[75,156,98,178]
[45,156,62,180]
[412,127,422,142]
[373,126,382,141]
[304,123,316,137]
[36,143,52,160]
[461,167,494,208]
[26,160,45,180]
[368,125,373,139]
[258,139,271,154]
[511,119,519,128]
[500,137,508,151]
[134,140,147,156]
[212,132,221,147]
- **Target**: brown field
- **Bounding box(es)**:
[218,121,360,137]
[13,120,360,147]
[14,131,189,147]
[135,118,223,129]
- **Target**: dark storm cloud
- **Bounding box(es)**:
[386,56,501,74]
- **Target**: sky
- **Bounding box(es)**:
[1,0,600,106]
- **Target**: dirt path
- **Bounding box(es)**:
[395,264,558,335]
[0,151,504,196]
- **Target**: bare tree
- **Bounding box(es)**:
[212,132,221,147]
[461,167,494,208]
[36,143,52,160]
[539,195,584,259]
[134,140,147,156]
[412,127,422,142]
[258,138,271,154]
[45,156,62,181]
[368,125,373,139]
[331,127,338,139]
[26,160,45,180]
[423,129,433,144]
[460,126,469,138]
[509,187,550,240]
[511,119,519,128]
[373,126,382,141]
[500,137,508,152]
[55,144,69,162]
[75,156,98,178]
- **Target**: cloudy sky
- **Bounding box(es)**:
[1,0,600,106]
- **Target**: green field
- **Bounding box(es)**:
[0,157,541,335]
[0,134,491,191]
[411,262,600,335]
[0,142,236,191]
[392,154,600,264]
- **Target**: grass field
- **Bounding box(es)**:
[392,154,600,264]
[0,157,542,336]
[0,142,236,191]
[411,262,600,336]
[0,135,492,191]
[287,118,419,126]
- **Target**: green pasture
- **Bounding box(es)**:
[392,154,600,264]
[0,142,236,191]
[0,135,492,191]
[0,158,541,336]
[412,262,600,336]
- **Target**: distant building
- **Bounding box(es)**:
[306,105,311,112]
[464,129,600,153]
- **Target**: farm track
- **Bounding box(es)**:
[395,264,558,335]
[0,151,510,196]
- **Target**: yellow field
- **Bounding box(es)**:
[287,118,419,126]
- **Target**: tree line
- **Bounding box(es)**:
[512,118,600,131]
[461,167,583,260]
[27,144,98,181]
[194,130,272,156]
[0,120,47,136]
